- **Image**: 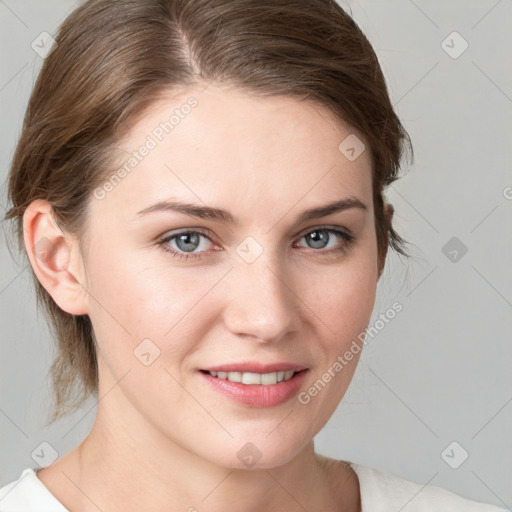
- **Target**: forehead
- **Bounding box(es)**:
[93,84,373,222]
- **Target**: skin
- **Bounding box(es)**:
[25,83,392,511]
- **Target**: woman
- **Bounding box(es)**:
[0,0,506,510]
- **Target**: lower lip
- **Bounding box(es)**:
[199,370,309,408]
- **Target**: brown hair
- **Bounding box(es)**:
[4,0,413,425]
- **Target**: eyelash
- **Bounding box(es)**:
[157,227,356,262]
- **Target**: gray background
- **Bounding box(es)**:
[1,0,511,508]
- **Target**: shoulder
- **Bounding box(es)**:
[346,461,508,512]
[0,468,69,511]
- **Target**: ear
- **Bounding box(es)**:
[23,199,89,315]
[377,203,394,280]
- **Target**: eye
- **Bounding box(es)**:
[157,229,216,261]
[295,227,355,255]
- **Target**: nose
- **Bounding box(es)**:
[223,250,302,343]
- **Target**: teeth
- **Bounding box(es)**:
[228,371,243,383]
[208,370,296,385]
[242,372,261,385]
[261,372,278,385]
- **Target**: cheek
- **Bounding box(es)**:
[296,252,377,421]
[85,247,223,367]
[303,247,378,346]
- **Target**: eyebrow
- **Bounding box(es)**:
[136,196,367,225]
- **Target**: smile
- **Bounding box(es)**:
[199,368,309,407]
[204,370,297,385]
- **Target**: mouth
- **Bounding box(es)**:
[199,369,306,385]
[198,366,310,408]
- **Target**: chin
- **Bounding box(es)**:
[200,432,310,471]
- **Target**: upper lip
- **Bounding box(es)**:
[200,362,308,374]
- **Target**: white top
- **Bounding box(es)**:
[0,461,507,511]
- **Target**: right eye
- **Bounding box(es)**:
[157,229,217,261]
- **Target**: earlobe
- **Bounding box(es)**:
[23,199,89,315]
[384,203,394,224]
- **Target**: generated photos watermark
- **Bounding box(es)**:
[298,301,403,405]
[93,96,198,200]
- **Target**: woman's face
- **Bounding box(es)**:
[80,84,381,468]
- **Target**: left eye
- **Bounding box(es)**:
[158,227,354,261]
[295,228,353,251]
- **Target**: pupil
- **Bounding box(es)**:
[308,230,327,249]
[177,233,199,252]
